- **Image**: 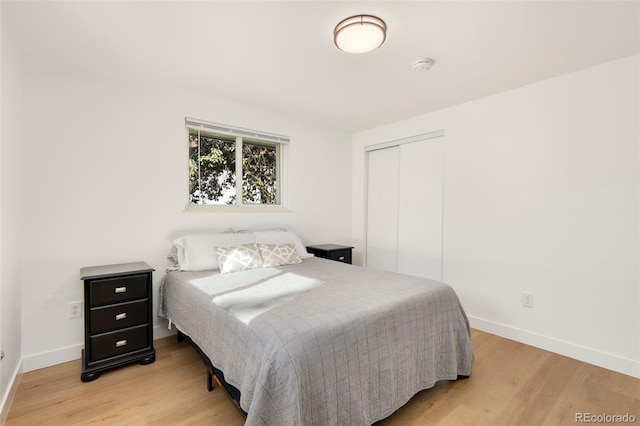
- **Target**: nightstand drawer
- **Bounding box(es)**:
[90,300,149,334]
[89,274,148,307]
[328,249,352,264]
[89,325,149,362]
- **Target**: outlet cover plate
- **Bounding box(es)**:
[68,301,82,318]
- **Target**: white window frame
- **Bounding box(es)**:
[184,117,290,213]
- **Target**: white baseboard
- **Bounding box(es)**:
[469,315,640,378]
[0,361,23,424]
[21,324,177,373]
[153,322,176,340]
[21,343,84,373]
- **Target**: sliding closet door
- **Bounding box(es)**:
[397,138,444,281]
[366,146,399,272]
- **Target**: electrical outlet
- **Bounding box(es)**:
[522,292,534,308]
[68,301,82,319]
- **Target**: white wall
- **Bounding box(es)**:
[0,6,24,418]
[352,55,640,377]
[16,58,352,371]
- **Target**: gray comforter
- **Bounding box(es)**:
[159,257,473,425]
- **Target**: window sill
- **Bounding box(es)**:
[184,204,291,214]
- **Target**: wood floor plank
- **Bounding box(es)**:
[5,330,639,425]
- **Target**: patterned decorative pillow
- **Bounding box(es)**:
[213,243,263,274]
[259,243,303,267]
[253,231,312,258]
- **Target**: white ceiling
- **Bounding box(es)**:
[4,1,639,132]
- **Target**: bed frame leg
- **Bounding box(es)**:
[175,329,216,392]
[207,372,214,392]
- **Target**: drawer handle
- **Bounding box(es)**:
[115,340,127,348]
[115,313,127,321]
[338,256,345,260]
[114,287,127,294]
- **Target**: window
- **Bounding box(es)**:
[186,118,288,210]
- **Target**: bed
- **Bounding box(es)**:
[159,231,473,426]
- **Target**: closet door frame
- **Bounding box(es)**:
[364,145,400,273]
[364,129,445,277]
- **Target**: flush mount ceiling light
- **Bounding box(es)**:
[334,15,387,54]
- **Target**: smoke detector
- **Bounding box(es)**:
[412,58,434,72]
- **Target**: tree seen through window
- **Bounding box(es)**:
[189,132,279,205]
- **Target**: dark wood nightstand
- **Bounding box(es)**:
[80,261,156,382]
[306,244,354,264]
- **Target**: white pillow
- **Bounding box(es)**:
[253,231,311,258]
[214,244,263,274]
[172,233,255,271]
[258,243,302,267]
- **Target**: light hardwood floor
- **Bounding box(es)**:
[6,329,639,425]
